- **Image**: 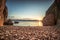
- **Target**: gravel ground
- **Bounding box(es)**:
[0,26,60,40]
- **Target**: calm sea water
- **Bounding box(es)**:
[13,21,43,26]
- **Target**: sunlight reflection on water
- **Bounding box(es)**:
[13,21,43,26]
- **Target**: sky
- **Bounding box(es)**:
[6,0,54,20]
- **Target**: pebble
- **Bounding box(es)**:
[0,26,60,40]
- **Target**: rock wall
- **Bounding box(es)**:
[42,0,60,26]
[3,6,8,22]
[42,13,56,26]
[0,0,7,26]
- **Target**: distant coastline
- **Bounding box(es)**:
[11,19,42,22]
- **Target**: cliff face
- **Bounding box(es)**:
[3,6,8,22]
[43,13,55,26]
[42,0,60,26]
[0,0,7,26]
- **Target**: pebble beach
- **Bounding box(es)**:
[0,26,60,40]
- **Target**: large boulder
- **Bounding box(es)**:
[3,19,13,25]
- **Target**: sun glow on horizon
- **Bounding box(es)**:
[39,20,43,26]
[8,15,44,20]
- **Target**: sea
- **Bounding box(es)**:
[12,21,43,26]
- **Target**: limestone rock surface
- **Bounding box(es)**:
[42,0,60,26]
[0,0,7,26]
[43,13,55,26]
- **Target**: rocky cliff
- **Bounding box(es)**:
[0,0,8,26]
[3,6,8,22]
[42,0,60,26]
